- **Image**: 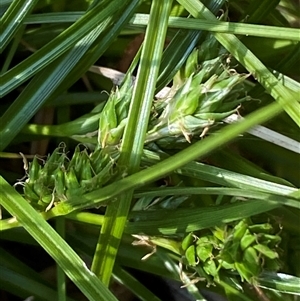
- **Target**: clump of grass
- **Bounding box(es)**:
[0,1,299,301]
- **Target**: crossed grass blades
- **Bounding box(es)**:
[21,34,249,212]
[18,34,280,288]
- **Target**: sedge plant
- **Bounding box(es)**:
[0,1,300,301]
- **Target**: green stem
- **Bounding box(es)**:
[90,0,173,286]
[56,218,66,301]
[217,278,255,301]
[0,176,118,301]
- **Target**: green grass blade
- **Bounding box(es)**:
[0,0,13,9]
[134,187,299,208]
[131,14,300,41]
[50,98,295,216]
[24,12,83,24]
[113,264,162,301]
[0,0,138,151]
[177,162,298,197]
[217,278,255,301]
[1,24,25,73]
[0,176,118,301]
[156,0,225,92]
[56,218,67,301]
[126,199,280,235]
[0,247,49,285]
[0,266,76,301]
[91,0,173,286]
[243,0,280,23]
[0,0,39,52]
[257,272,300,295]
[0,246,64,300]
[0,0,118,97]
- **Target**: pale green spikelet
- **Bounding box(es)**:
[22,144,117,211]
[98,73,133,147]
[146,37,250,146]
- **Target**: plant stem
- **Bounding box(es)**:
[56,218,66,301]
[90,0,173,285]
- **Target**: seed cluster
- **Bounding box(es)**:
[98,34,250,149]
[23,35,250,212]
[181,219,282,284]
[23,144,118,211]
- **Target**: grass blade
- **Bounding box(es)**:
[90,0,173,286]
[0,0,139,151]
[131,14,300,41]
[50,98,295,216]
[1,0,117,96]
[0,0,39,52]
[0,176,118,301]
[257,272,300,295]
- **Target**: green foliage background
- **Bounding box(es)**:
[0,0,299,301]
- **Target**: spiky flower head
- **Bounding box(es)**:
[98,73,133,148]
[146,45,250,146]
[181,218,282,284]
[22,143,118,211]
